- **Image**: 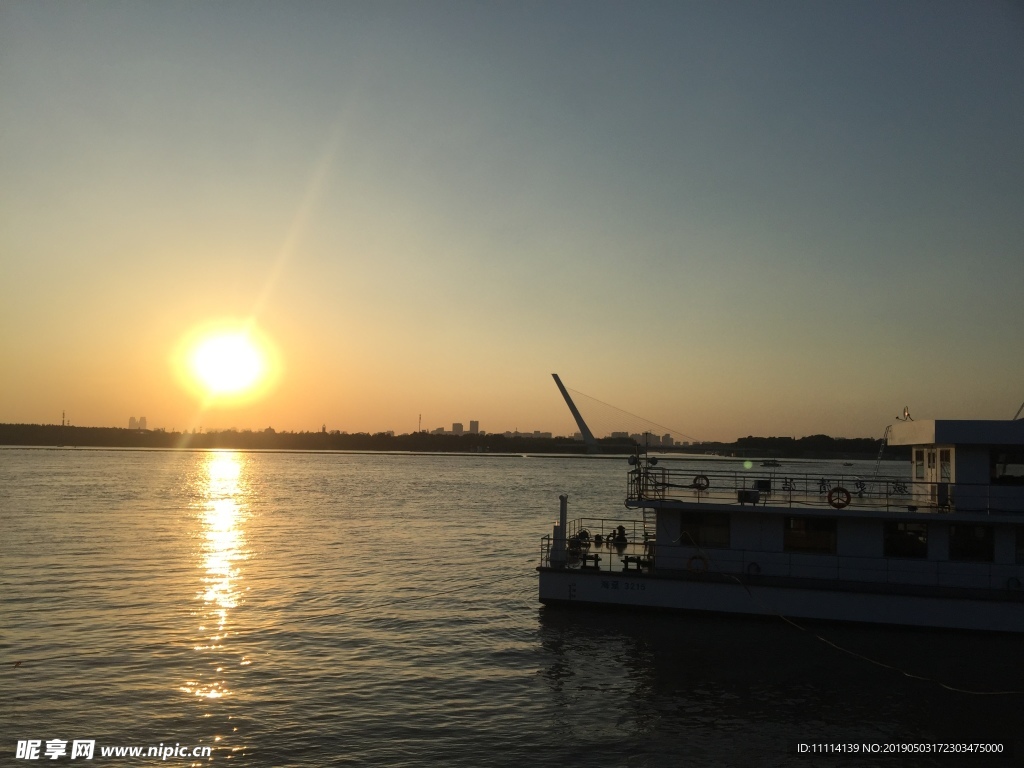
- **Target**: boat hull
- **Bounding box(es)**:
[538,568,1024,633]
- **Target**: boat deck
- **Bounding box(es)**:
[539,517,655,574]
[630,466,913,510]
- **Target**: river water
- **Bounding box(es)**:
[2,448,1022,766]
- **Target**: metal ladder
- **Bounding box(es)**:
[642,506,657,544]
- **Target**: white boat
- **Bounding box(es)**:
[537,418,1024,632]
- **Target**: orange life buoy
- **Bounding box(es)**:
[828,486,852,509]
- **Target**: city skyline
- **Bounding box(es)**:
[12,411,892,444]
[2,2,1022,442]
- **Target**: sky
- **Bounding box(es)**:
[1,1,1022,442]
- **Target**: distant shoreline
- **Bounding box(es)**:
[0,423,907,461]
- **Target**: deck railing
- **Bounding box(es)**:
[650,545,1024,593]
[539,517,654,572]
[627,466,1021,514]
[539,525,1024,591]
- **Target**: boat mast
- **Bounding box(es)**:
[551,374,598,452]
[872,424,892,480]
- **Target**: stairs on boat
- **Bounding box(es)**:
[642,507,656,545]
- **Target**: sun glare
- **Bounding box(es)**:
[193,334,263,395]
[175,322,279,405]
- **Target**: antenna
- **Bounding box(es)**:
[1014,401,1024,421]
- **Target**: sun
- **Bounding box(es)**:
[175,321,279,405]
[192,333,264,395]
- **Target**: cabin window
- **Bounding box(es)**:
[883,522,928,559]
[784,517,836,554]
[939,449,951,482]
[679,512,730,548]
[914,450,924,480]
[990,450,1024,486]
[948,525,994,562]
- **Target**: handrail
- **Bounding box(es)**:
[540,523,1024,590]
[647,544,1024,593]
[626,466,1022,515]
[539,516,654,572]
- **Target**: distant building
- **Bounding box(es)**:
[611,431,630,439]
[503,430,553,439]
[631,432,663,446]
[452,422,464,435]
[139,417,147,430]
[129,417,137,430]
[469,420,479,435]
[663,433,674,446]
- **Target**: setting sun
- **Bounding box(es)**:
[192,333,264,395]
[175,321,280,406]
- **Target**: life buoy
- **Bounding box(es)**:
[687,554,709,573]
[693,474,710,491]
[746,562,761,576]
[828,486,852,509]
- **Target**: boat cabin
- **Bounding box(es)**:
[888,419,1024,514]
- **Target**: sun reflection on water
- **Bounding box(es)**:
[180,451,250,701]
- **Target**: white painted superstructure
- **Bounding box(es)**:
[537,418,1024,632]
